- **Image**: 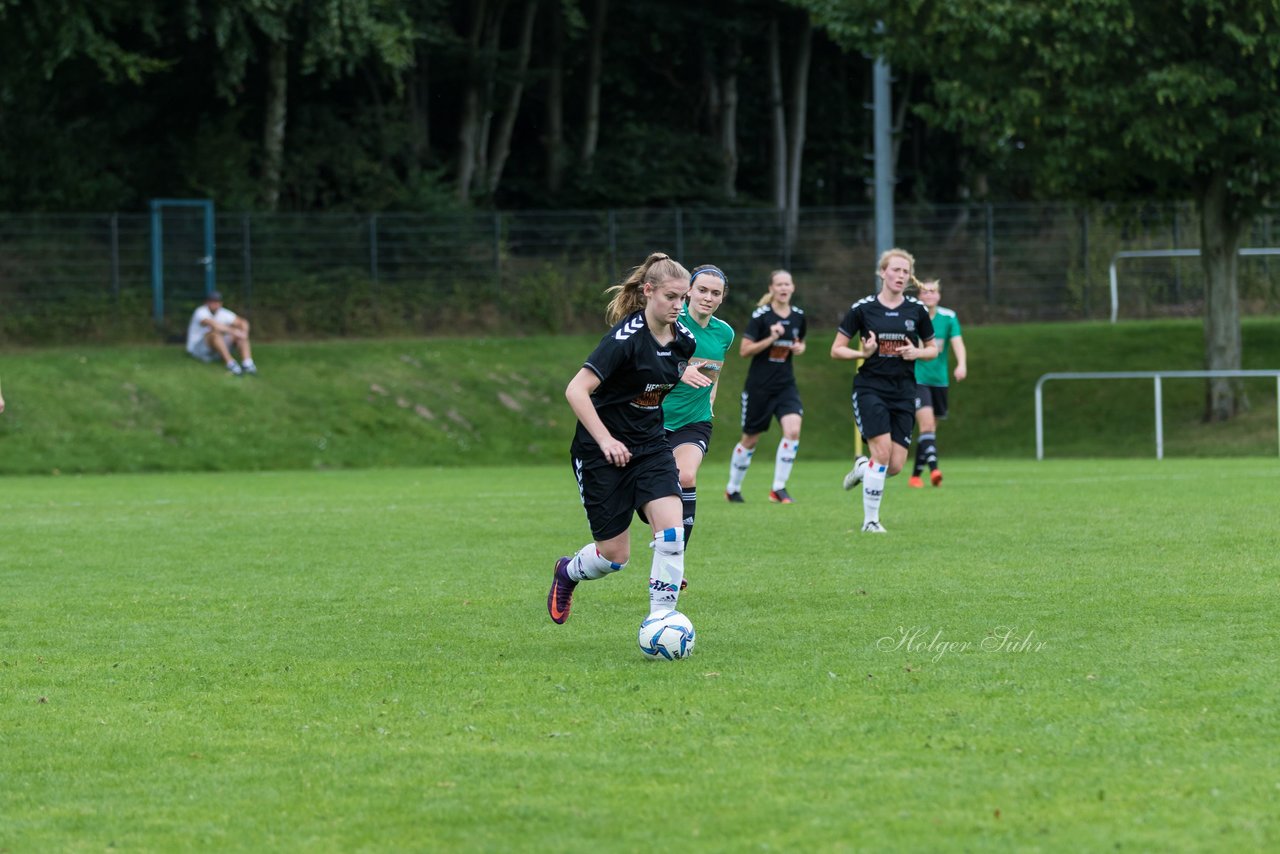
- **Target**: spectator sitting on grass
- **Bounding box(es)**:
[186,291,257,375]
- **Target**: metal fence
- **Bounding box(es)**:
[2,202,1278,344]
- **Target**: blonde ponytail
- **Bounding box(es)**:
[605,252,691,325]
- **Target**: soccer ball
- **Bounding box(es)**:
[637,610,696,660]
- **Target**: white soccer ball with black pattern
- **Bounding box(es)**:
[637,610,696,660]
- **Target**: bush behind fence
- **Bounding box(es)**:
[2,202,1278,345]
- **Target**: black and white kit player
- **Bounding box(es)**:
[571,310,697,469]
[838,292,935,529]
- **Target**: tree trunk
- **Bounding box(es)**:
[455,0,489,202]
[579,0,608,176]
[488,0,538,197]
[407,48,430,163]
[784,16,812,250]
[767,20,787,212]
[473,4,508,194]
[719,33,740,201]
[260,40,288,211]
[543,3,565,194]
[1198,172,1248,421]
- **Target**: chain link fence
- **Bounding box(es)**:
[2,202,1278,344]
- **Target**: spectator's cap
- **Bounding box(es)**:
[206,290,223,302]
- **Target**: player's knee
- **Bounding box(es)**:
[597,544,629,568]
[679,470,697,489]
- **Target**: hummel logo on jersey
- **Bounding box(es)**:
[656,349,671,356]
[614,315,646,340]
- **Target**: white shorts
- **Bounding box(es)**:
[188,333,233,363]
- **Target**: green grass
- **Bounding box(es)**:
[1,317,1278,475]
[2,459,1277,850]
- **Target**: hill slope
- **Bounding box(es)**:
[1,318,1278,474]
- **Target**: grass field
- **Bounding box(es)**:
[3,458,1276,850]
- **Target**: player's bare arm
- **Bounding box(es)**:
[739,326,782,357]
[901,337,938,362]
[829,330,876,361]
[565,368,631,466]
[951,335,968,380]
[678,362,714,389]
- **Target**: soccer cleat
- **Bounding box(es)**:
[547,556,577,624]
[930,469,943,487]
[725,490,745,503]
[843,456,869,491]
[242,362,258,376]
[861,520,887,534]
[907,475,924,488]
[768,488,794,504]
[680,578,688,591]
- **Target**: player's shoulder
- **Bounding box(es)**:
[848,294,877,311]
[708,315,735,336]
[937,306,959,319]
[609,310,648,342]
[674,318,696,341]
[791,306,805,316]
[904,295,926,308]
[750,305,772,319]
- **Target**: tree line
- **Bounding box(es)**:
[2,0,1278,418]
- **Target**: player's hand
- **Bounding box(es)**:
[954,365,967,381]
[600,438,631,467]
[680,363,713,388]
[791,339,806,356]
[901,342,921,361]
[769,322,785,340]
[861,331,878,356]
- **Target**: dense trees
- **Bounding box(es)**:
[0,0,894,212]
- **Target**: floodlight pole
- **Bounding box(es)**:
[872,29,894,291]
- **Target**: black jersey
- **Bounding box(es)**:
[838,295,935,398]
[574,310,697,457]
[743,305,806,393]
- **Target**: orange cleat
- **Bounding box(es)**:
[907,475,924,488]
[930,470,943,487]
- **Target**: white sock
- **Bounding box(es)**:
[242,358,256,369]
[772,439,798,491]
[863,462,887,525]
[649,527,685,613]
[567,543,624,582]
[726,443,754,493]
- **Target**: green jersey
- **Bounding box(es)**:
[915,306,961,387]
[662,305,736,430]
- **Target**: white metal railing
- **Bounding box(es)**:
[1108,248,1280,323]
[1035,370,1280,460]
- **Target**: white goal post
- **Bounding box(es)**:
[1035,370,1280,460]
[1108,248,1280,323]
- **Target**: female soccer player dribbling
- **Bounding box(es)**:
[831,248,938,533]
[547,252,710,625]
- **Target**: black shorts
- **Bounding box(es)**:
[666,420,713,455]
[851,388,915,449]
[915,384,950,419]
[740,385,803,436]
[572,448,681,541]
